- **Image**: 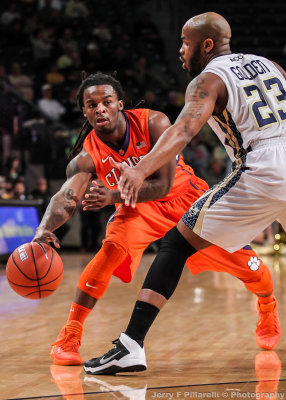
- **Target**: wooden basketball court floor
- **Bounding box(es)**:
[1,247,286,400]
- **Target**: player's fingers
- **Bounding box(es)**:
[83,204,101,211]
[109,157,122,171]
[36,235,60,248]
[124,189,133,207]
[131,189,138,208]
[84,193,99,200]
[118,178,128,198]
[90,179,104,189]
[49,233,60,248]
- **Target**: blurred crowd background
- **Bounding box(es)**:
[0,0,286,250]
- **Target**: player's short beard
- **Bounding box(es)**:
[188,43,202,80]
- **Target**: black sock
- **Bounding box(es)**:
[125,300,159,346]
[124,226,196,346]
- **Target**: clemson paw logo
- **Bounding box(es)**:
[248,256,260,271]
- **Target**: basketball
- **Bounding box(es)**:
[6,242,64,299]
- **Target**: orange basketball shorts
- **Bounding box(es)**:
[103,183,271,296]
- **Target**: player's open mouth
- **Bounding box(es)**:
[96,118,108,126]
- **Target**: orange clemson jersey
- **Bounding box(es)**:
[83,108,208,201]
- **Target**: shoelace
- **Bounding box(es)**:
[52,333,81,351]
[257,311,280,335]
[99,338,120,359]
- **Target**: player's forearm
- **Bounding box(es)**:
[38,191,77,232]
[136,121,192,179]
[110,179,170,204]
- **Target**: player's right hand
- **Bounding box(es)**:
[32,227,60,248]
[109,157,145,208]
[82,180,113,210]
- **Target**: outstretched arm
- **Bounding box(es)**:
[117,73,221,206]
[33,150,96,247]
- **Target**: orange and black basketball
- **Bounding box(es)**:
[6,242,64,299]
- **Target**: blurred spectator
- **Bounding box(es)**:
[22,87,35,103]
[82,40,104,72]
[1,3,20,26]
[92,22,112,42]
[38,0,63,11]
[57,46,81,71]
[1,178,27,200]
[109,46,130,73]
[58,28,79,54]
[63,86,83,123]
[206,159,227,187]
[28,176,50,213]
[0,127,12,173]
[6,18,30,47]
[38,84,66,121]
[80,205,102,252]
[0,64,10,85]
[64,0,89,19]
[164,91,182,123]
[4,155,23,184]
[135,12,165,56]
[0,181,13,199]
[8,62,33,97]
[11,180,26,200]
[28,176,70,240]
[182,136,211,180]
[46,62,65,86]
[111,23,124,47]
[134,56,168,93]
[0,176,7,197]
[38,2,61,27]
[31,28,54,65]
[142,90,160,110]
[23,12,41,38]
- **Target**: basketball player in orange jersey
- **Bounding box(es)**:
[32,72,280,367]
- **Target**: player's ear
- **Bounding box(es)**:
[82,107,87,117]
[203,38,213,53]
[118,100,124,110]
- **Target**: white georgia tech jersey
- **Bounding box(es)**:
[204,53,286,161]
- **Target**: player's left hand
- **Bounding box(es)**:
[82,180,113,210]
[109,157,145,208]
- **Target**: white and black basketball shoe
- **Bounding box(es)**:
[84,333,147,375]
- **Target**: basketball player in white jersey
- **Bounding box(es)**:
[84,12,286,375]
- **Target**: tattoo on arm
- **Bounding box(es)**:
[179,77,210,120]
[40,189,77,231]
[63,188,74,201]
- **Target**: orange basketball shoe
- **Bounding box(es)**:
[51,320,83,365]
[255,298,281,350]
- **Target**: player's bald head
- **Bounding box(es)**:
[183,12,231,46]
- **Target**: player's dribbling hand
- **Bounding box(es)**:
[109,157,145,208]
[82,180,113,210]
[32,227,60,248]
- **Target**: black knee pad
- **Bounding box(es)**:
[142,226,196,299]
